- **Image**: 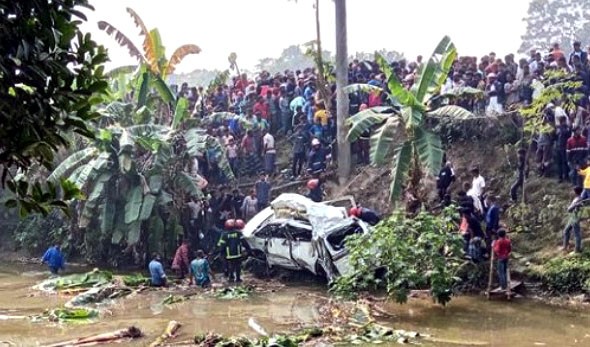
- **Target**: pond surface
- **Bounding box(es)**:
[0,264,589,346]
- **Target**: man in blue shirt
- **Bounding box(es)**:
[41,244,64,275]
[190,250,214,288]
[148,253,167,287]
[485,195,501,254]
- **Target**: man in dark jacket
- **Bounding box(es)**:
[349,205,381,226]
[569,41,588,67]
[307,138,330,175]
[436,161,455,200]
[510,148,528,202]
[555,116,571,182]
[291,125,308,177]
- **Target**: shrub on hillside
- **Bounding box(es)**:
[541,253,590,294]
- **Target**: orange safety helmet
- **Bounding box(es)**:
[235,219,245,229]
[224,219,236,230]
[307,179,319,190]
[349,207,361,218]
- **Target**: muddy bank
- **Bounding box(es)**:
[1,263,590,347]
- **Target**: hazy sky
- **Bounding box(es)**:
[81,0,531,73]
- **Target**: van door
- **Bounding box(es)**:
[286,224,317,274]
[264,224,298,270]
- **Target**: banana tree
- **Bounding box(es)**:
[98,7,200,108]
[48,122,233,262]
[345,36,474,206]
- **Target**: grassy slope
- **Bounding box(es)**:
[324,138,590,293]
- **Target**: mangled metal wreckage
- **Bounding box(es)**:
[243,193,371,281]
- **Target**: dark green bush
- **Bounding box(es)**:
[541,253,590,294]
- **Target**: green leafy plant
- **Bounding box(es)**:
[0,0,108,215]
[332,208,464,306]
[98,7,199,118]
[47,106,233,257]
[122,274,151,287]
[345,36,476,206]
[34,269,113,292]
[520,69,583,138]
[540,253,590,294]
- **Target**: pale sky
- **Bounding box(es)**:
[81,0,531,73]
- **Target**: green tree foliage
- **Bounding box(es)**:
[332,208,464,306]
[351,49,405,63]
[47,104,233,262]
[0,0,108,215]
[520,70,583,136]
[169,69,230,88]
[345,36,475,205]
[540,252,590,294]
[256,45,332,73]
[519,0,590,53]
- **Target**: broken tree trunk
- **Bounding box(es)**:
[149,320,182,347]
[42,326,142,347]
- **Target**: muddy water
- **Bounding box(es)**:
[0,265,589,347]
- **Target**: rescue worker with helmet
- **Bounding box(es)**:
[307,138,330,176]
[217,218,250,283]
[349,205,381,226]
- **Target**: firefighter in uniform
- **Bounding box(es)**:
[217,219,249,283]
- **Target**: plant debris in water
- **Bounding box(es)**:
[213,286,252,300]
[31,307,99,323]
[33,269,113,292]
[122,273,151,287]
[163,294,188,305]
[193,328,323,347]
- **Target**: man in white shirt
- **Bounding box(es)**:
[262,129,276,175]
[470,167,486,211]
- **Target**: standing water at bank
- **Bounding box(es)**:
[0,264,589,346]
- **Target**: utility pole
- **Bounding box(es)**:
[335,0,350,182]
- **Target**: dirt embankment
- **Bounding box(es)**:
[324,139,589,297]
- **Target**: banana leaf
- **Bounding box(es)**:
[165,44,201,76]
[126,220,141,245]
[139,194,156,221]
[48,148,97,183]
[97,21,146,66]
[122,274,150,287]
[99,197,116,235]
[172,97,189,130]
[124,186,144,224]
[33,269,113,292]
[45,308,99,322]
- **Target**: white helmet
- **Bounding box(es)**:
[311,138,321,146]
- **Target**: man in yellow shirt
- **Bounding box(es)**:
[577,164,590,199]
[314,103,329,127]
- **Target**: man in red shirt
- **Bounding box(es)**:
[566,127,588,186]
[172,239,190,279]
[492,229,512,290]
[253,96,269,121]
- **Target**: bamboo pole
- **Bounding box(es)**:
[42,327,142,347]
[506,262,512,300]
[486,251,495,300]
[149,321,182,347]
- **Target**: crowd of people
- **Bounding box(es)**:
[173,40,590,291]
[41,41,590,293]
